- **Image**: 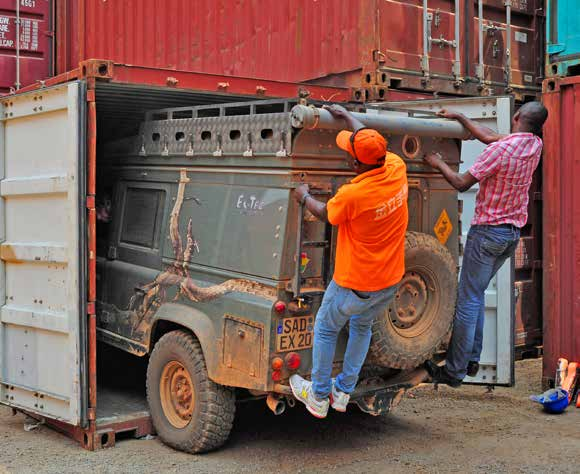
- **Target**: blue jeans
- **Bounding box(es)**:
[445,224,520,380]
[312,280,397,398]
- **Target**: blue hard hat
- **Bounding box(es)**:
[530,388,569,414]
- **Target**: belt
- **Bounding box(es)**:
[478,223,520,230]
[495,223,520,230]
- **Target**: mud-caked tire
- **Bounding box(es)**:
[368,232,457,369]
[146,330,235,453]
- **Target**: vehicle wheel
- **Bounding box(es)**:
[146,330,235,453]
[368,232,457,369]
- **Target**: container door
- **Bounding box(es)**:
[381,96,515,386]
[0,81,86,424]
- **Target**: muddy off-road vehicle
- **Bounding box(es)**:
[0,81,516,453]
[94,99,470,453]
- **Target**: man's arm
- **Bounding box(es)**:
[423,152,478,192]
[323,104,366,132]
[294,184,329,223]
[438,109,506,145]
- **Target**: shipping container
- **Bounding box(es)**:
[541,75,580,387]
[0,1,545,99]
[546,0,580,77]
[57,0,544,100]
[0,0,53,94]
[0,61,516,449]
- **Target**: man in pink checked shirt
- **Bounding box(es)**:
[422,102,548,387]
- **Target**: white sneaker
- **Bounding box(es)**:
[330,379,350,412]
[289,374,329,419]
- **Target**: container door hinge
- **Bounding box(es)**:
[86,90,96,103]
[88,407,96,421]
[87,302,96,315]
[86,195,96,209]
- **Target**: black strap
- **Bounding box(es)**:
[349,128,369,162]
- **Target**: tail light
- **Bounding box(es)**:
[271,357,284,371]
[274,301,287,314]
[271,370,282,382]
[285,352,301,370]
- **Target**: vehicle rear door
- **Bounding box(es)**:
[0,81,87,424]
[379,96,515,386]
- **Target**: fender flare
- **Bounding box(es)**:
[149,302,219,380]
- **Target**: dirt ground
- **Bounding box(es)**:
[1,358,579,474]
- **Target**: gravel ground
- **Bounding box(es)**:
[1,358,579,474]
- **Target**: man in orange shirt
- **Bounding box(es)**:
[290,105,408,418]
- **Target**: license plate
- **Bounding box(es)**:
[276,316,314,352]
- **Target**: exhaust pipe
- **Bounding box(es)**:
[266,393,286,415]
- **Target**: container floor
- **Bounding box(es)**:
[96,385,148,424]
[96,342,150,429]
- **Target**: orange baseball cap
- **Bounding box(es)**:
[336,129,387,165]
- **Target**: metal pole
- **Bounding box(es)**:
[453,0,461,81]
[505,0,512,88]
[477,0,484,82]
[15,0,20,90]
[421,0,430,79]
[290,105,471,140]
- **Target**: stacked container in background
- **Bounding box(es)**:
[541,0,580,386]
[546,0,580,77]
[0,0,53,94]
[2,1,545,100]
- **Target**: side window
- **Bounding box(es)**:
[120,187,166,250]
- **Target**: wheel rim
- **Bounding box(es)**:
[388,267,440,338]
[160,360,195,429]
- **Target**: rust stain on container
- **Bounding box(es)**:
[542,76,580,386]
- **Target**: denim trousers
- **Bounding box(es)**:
[311,280,397,398]
[445,224,520,380]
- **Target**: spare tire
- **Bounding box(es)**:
[368,231,457,369]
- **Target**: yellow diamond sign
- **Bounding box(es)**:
[434,209,452,245]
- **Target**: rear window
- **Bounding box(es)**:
[120,187,165,249]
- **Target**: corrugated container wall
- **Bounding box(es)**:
[53,0,544,100]
[0,0,52,94]
[546,0,580,77]
[541,75,580,386]
[0,1,545,99]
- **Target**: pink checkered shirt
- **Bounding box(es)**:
[469,133,543,228]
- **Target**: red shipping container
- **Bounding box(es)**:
[542,75,580,386]
[1,1,545,98]
[53,0,542,98]
[0,0,52,94]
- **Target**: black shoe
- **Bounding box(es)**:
[424,360,462,388]
[467,361,480,377]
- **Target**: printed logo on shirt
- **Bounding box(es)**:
[374,184,408,221]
